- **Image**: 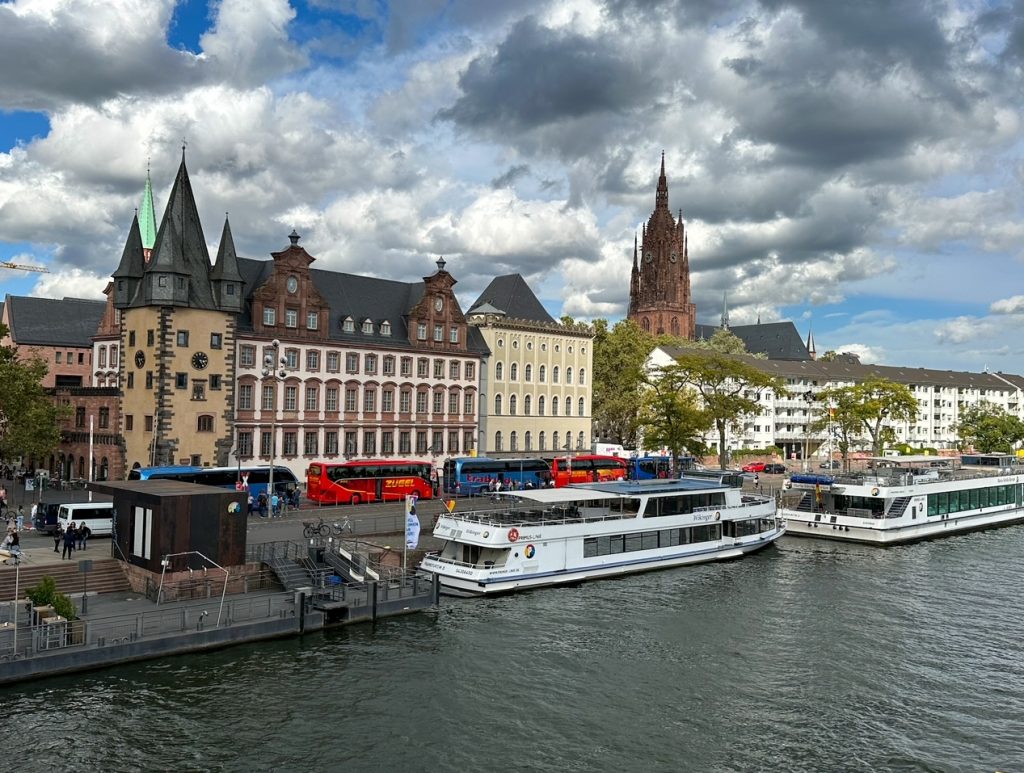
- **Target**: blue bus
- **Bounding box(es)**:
[127,465,299,499]
[627,455,701,479]
[442,457,551,495]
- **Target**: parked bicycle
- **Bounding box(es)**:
[302,517,354,539]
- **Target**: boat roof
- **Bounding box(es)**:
[498,478,727,503]
[867,455,947,464]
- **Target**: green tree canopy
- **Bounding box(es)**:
[638,367,711,473]
[954,401,1024,453]
[591,319,665,447]
[0,322,69,462]
[818,378,918,458]
[687,328,762,357]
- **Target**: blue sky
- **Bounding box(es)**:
[2,0,1024,372]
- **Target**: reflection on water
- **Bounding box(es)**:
[7,529,1024,772]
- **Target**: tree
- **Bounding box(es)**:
[591,319,661,447]
[665,352,785,469]
[810,388,867,469]
[819,378,918,459]
[638,366,711,474]
[688,328,763,357]
[955,402,1024,452]
[0,323,69,462]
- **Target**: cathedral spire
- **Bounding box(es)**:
[656,150,668,210]
[632,233,638,268]
[806,321,816,360]
[721,291,730,329]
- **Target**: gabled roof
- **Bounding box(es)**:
[468,274,555,324]
[5,296,106,347]
[695,321,809,361]
[141,154,217,308]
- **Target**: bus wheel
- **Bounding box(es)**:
[351,495,361,506]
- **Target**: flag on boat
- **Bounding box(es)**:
[405,494,421,549]
[445,499,456,513]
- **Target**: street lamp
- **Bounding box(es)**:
[803,391,814,472]
[262,339,286,506]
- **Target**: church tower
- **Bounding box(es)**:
[627,154,696,338]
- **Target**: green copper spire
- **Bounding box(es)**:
[139,163,157,254]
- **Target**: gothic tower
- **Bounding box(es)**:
[627,154,697,338]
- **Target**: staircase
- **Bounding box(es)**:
[0,558,131,600]
[265,556,313,591]
[887,496,912,518]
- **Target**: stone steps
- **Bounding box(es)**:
[0,558,131,601]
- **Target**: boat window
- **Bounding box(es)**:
[607,536,625,554]
[641,531,658,550]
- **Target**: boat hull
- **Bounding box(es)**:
[781,506,1024,544]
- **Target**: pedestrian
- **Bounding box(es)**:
[0,483,6,514]
[257,492,268,517]
[54,524,62,553]
[62,522,77,560]
[271,492,280,518]
[2,530,20,564]
[16,505,24,532]
[753,473,760,491]
[78,523,90,550]
[247,493,255,516]
[30,502,37,528]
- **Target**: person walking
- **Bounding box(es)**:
[53,524,63,553]
[62,522,77,560]
[78,523,90,550]
[16,505,25,532]
[271,492,280,518]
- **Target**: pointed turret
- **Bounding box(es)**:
[141,149,216,308]
[806,323,816,360]
[139,164,157,260]
[112,212,146,308]
[211,215,244,312]
[655,150,668,210]
[721,291,730,329]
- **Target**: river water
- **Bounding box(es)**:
[7,528,1024,773]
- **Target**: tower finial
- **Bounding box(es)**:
[721,291,729,330]
[289,229,300,246]
[436,255,447,272]
[656,152,668,209]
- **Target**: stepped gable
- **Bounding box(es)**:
[468,274,555,324]
[139,152,217,309]
[5,296,106,346]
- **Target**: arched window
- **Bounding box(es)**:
[553,366,560,384]
[552,396,559,415]
[538,396,545,416]
[524,395,532,415]
[510,431,518,451]
[578,397,585,416]
[566,367,573,384]
[579,368,586,385]
[671,317,679,336]
[495,362,503,380]
[509,395,517,415]
[495,431,503,452]
[525,431,532,451]
[494,394,502,415]
[565,399,572,416]
[577,431,585,449]
[539,365,546,383]
[197,415,214,432]
[538,431,546,451]
[510,363,518,380]
[553,432,560,452]
[525,364,532,381]
[642,318,651,332]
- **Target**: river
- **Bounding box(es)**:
[7,528,1024,772]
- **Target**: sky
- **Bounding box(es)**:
[1,0,1024,373]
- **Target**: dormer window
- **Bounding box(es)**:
[362,319,374,334]
[381,321,392,336]
[342,317,355,333]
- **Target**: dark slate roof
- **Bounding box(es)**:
[695,321,809,360]
[112,213,145,280]
[6,296,106,346]
[210,217,243,282]
[140,155,217,309]
[468,274,556,324]
[234,257,489,354]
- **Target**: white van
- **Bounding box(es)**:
[57,502,114,537]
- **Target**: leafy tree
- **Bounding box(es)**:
[819,378,918,459]
[26,575,77,620]
[688,328,763,357]
[591,319,661,447]
[955,402,1024,452]
[809,388,866,470]
[664,352,785,469]
[818,350,839,362]
[0,323,69,462]
[638,366,712,474]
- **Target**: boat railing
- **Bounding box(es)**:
[437,507,633,528]
[421,552,508,570]
[828,468,1021,488]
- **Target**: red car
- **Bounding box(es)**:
[742,461,766,473]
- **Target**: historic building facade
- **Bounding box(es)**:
[467,275,595,456]
[628,155,697,338]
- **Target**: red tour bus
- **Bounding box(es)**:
[306,460,434,505]
[550,455,628,487]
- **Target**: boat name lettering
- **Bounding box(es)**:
[454,567,476,576]
[693,513,715,522]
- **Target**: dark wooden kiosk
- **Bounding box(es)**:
[90,480,247,597]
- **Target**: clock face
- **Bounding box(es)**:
[286,276,298,293]
[644,252,653,264]
[134,350,145,368]
[191,351,209,370]
[434,296,444,312]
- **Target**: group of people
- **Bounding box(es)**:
[246,486,301,518]
[53,522,91,559]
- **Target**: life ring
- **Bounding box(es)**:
[714,512,721,520]
[507,527,520,542]
[871,487,879,496]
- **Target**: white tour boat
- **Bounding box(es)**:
[420,474,783,596]
[780,453,1024,544]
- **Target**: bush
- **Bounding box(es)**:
[26,575,77,620]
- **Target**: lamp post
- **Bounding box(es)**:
[262,339,286,507]
[803,391,814,472]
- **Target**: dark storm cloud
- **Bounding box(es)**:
[438,17,659,134]
[491,164,531,189]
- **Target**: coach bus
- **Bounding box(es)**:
[306,460,434,505]
[127,465,298,498]
[442,457,551,495]
[550,455,628,486]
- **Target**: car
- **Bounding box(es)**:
[819,460,841,469]
[742,462,766,473]
[763,463,787,474]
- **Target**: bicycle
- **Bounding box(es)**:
[329,517,354,537]
[302,518,330,538]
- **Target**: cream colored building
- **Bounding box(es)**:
[467,276,594,457]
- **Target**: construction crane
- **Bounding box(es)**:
[1,261,49,273]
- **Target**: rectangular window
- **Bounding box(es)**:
[433,392,444,413]
[344,431,357,456]
[285,308,298,328]
[263,307,276,325]
[346,353,359,373]
[383,356,395,376]
[400,357,412,377]
[238,384,253,410]
[325,387,339,411]
[433,324,443,342]
[417,323,427,340]
[307,311,318,330]
[399,431,411,454]
[146,371,153,389]
[306,350,320,370]
[285,349,299,369]
[465,362,475,380]
[464,431,474,453]
[448,431,459,454]
[177,331,189,347]
[126,372,134,388]
[433,359,444,379]
[449,361,460,380]
[325,431,338,455]
[56,352,62,363]
[382,389,394,412]
[464,393,474,415]
[400,390,411,413]
[283,432,297,456]
[382,431,394,454]
[365,354,377,374]
[449,326,458,343]
[125,415,134,431]
[129,331,136,347]
[144,415,153,432]
[449,393,459,414]
[262,385,275,410]
[210,333,222,349]
[363,431,377,455]
[284,386,298,411]
[210,374,221,390]
[78,352,84,364]
[364,390,376,412]
[305,386,319,411]
[416,392,428,413]
[240,345,256,367]
[260,431,272,456]
[416,431,428,453]
[327,352,340,372]
[238,431,253,457]
[417,358,429,378]
[304,431,318,455]
[147,330,154,346]
[192,381,205,401]
[345,388,357,411]
[99,348,107,368]
[176,372,188,389]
